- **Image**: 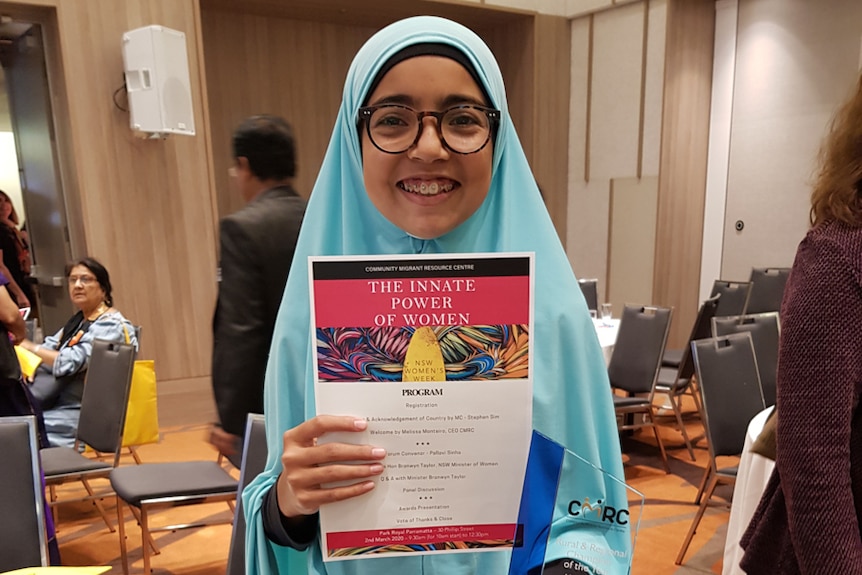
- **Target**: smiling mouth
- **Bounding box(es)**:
[398,180,457,197]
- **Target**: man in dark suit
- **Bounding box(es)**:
[209,115,306,466]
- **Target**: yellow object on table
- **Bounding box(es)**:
[15,345,42,379]
[0,568,110,575]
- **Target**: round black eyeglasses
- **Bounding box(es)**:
[358,104,500,155]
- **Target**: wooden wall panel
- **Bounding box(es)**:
[590,2,644,180]
[654,0,714,347]
[608,176,657,311]
[201,6,570,240]
[531,14,571,242]
[566,18,600,280]
[200,9,376,220]
[567,2,665,299]
[484,19,534,158]
[4,0,572,424]
[6,0,218,388]
[641,0,667,176]
[485,16,571,242]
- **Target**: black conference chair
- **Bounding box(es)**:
[709,280,751,318]
[675,332,766,565]
[655,295,720,460]
[744,268,790,314]
[712,312,780,407]
[578,278,599,313]
[608,304,673,473]
[91,324,147,466]
[41,338,136,532]
[660,293,721,369]
[226,413,267,575]
[111,437,239,573]
[0,415,48,571]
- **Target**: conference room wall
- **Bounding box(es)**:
[566,0,716,347]
[566,0,668,317]
[199,1,576,423]
[1,0,574,425]
[0,0,219,425]
[719,0,862,281]
[200,2,571,243]
[12,0,855,419]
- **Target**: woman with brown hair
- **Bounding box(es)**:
[740,74,862,573]
[0,190,33,310]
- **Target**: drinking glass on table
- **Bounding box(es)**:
[600,303,612,325]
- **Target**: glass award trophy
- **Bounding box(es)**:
[508,431,644,575]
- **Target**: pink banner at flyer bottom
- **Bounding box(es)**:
[326,522,517,557]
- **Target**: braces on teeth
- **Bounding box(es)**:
[402,182,454,195]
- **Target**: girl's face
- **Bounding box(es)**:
[0,194,13,219]
[361,55,493,239]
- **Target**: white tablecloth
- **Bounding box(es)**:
[592,318,620,365]
[722,405,775,575]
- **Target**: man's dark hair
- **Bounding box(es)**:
[231,115,297,181]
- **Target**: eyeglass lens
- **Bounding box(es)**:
[69,275,95,285]
[366,105,493,154]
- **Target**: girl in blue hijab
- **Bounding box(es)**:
[243,15,628,575]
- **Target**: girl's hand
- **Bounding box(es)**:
[276,415,386,518]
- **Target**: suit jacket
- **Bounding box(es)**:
[212,185,306,436]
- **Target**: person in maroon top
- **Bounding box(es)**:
[740,73,862,573]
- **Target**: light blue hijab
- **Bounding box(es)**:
[244,15,628,575]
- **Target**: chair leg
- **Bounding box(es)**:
[141,506,152,574]
[676,473,719,565]
[129,504,160,554]
[49,485,59,530]
[116,496,130,575]
[128,446,142,464]
[694,465,712,505]
[81,478,115,532]
[689,378,705,422]
[670,396,696,461]
[647,408,671,473]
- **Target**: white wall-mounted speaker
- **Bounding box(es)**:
[121,25,195,137]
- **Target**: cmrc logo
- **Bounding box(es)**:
[567,497,629,526]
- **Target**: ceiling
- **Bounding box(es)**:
[200,0,529,33]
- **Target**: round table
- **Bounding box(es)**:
[592,317,620,366]
[722,405,775,575]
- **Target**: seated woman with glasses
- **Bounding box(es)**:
[17,257,137,448]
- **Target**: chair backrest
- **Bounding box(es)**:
[76,339,137,464]
[691,332,766,458]
[0,415,48,570]
[25,318,36,341]
[226,413,267,575]
[709,280,751,317]
[675,295,721,383]
[607,305,672,396]
[744,267,791,314]
[711,312,780,407]
[578,278,599,312]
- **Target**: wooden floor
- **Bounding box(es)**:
[52,399,735,574]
